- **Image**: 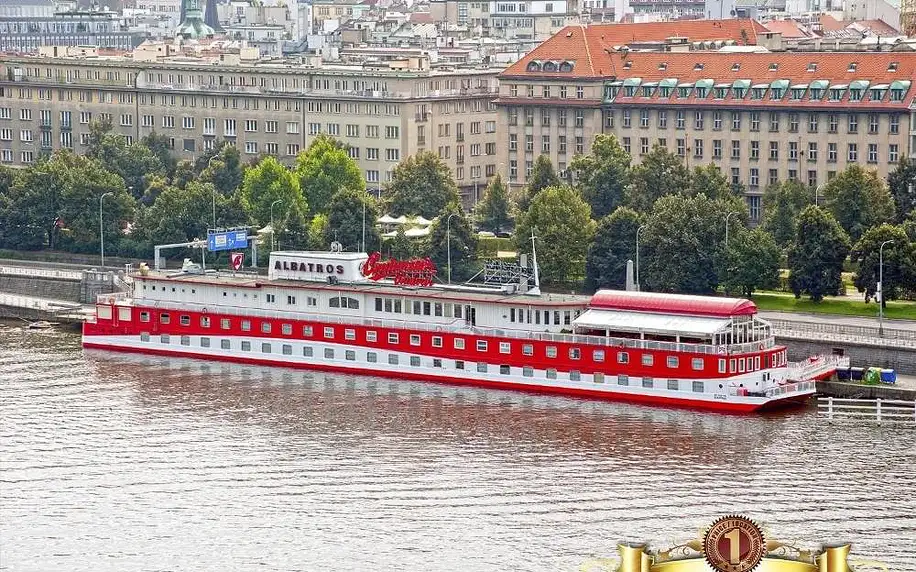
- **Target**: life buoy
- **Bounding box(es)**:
[202,307,208,314]
[758,343,764,351]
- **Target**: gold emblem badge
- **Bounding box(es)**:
[703,516,767,572]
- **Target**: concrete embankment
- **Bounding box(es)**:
[815,379,916,400]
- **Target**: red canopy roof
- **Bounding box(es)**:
[589,290,757,317]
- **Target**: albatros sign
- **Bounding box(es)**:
[361,252,437,287]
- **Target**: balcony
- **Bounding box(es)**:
[60,122,72,130]
[39,121,52,130]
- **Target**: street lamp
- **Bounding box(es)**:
[99,192,113,268]
[635,225,645,292]
[724,211,739,247]
[814,183,826,207]
[446,212,458,284]
[878,239,894,337]
[270,199,282,251]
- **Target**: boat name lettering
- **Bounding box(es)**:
[361,252,437,287]
[274,260,345,274]
[714,393,727,400]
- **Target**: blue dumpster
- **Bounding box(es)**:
[880,369,897,384]
[850,367,865,381]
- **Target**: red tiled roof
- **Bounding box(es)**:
[854,19,899,35]
[409,12,433,23]
[763,19,811,39]
[818,14,846,32]
[501,19,767,79]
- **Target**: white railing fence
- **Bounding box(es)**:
[818,397,916,424]
[787,355,851,381]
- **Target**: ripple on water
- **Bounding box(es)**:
[1,327,914,572]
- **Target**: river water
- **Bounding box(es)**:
[1,324,914,572]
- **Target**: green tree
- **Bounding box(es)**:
[132,181,225,247]
[325,188,381,252]
[641,194,746,294]
[474,174,515,234]
[515,185,595,284]
[850,224,915,305]
[723,228,781,297]
[426,203,477,282]
[385,151,460,218]
[294,134,364,215]
[762,180,813,249]
[276,202,310,251]
[788,206,851,302]
[570,134,631,219]
[521,154,559,211]
[171,159,196,189]
[199,144,244,196]
[388,226,415,259]
[689,164,739,202]
[585,206,641,291]
[627,144,691,213]
[239,156,306,227]
[307,213,329,250]
[86,119,164,196]
[140,131,178,176]
[886,158,916,223]
[823,164,895,242]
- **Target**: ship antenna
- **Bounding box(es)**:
[527,229,541,296]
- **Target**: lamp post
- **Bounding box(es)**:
[446,212,458,284]
[270,199,282,251]
[724,211,739,247]
[99,192,113,268]
[207,155,220,229]
[635,225,645,292]
[814,183,825,207]
[878,239,894,337]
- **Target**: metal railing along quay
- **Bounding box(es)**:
[818,397,916,424]
[770,319,916,349]
[0,265,83,281]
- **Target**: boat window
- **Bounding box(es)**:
[510,308,515,322]
[432,336,443,348]
[477,340,488,352]
[739,358,746,372]
[593,350,605,362]
[325,348,334,359]
[455,360,464,370]
[241,320,250,331]
[667,356,679,368]
[141,332,150,342]
[331,296,359,309]
[569,348,581,360]
[692,358,705,371]
[500,365,510,375]
[394,300,401,313]
[594,372,605,384]
[523,366,534,377]
[283,344,292,355]
[617,351,629,364]
[413,301,422,314]
[730,358,736,372]
[261,322,271,334]
[241,341,251,351]
[367,352,377,363]
[641,354,654,366]
[388,333,399,344]
[346,350,356,361]
[499,342,511,354]
[618,374,629,386]
[546,368,557,379]
[569,370,581,381]
[410,334,421,346]
[160,313,171,324]
[522,344,533,356]
[220,318,230,329]
[454,305,463,319]
[667,379,679,390]
[367,331,377,342]
[303,346,313,357]
[384,299,393,313]
[434,303,443,317]
[160,334,170,344]
[303,325,313,336]
[433,359,443,368]
[375,297,383,312]
[454,337,465,349]
[262,343,271,353]
[718,359,726,373]
[140,311,150,322]
[564,311,571,325]
[642,377,654,388]
[692,381,704,393]
[221,339,231,350]
[201,337,210,348]
[546,346,557,358]
[387,354,398,365]
[200,316,210,328]
[345,329,356,341]
[307,297,317,307]
[423,302,431,315]
[287,296,296,305]
[180,335,191,345]
[324,327,334,339]
[754,356,761,370]
[477,363,487,373]
[282,323,292,335]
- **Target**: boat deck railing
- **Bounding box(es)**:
[787,355,851,382]
[102,297,777,356]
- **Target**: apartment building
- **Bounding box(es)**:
[497,20,915,222]
[0,52,500,205]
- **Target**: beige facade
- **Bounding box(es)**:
[0,55,500,206]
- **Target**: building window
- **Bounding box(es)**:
[477,340,488,352]
[848,143,858,162]
[666,356,679,368]
[691,358,704,370]
[388,333,399,344]
[641,354,653,366]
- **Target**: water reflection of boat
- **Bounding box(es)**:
[86,350,785,460]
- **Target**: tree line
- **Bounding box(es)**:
[0,125,913,303]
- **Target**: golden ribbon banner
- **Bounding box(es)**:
[581,541,889,572]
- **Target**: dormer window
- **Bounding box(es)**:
[542,60,557,72]
[526,61,541,72]
[849,89,862,102]
[768,63,778,71]
[658,62,667,71]
[848,62,857,72]
[731,63,740,71]
[558,61,574,73]
[694,63,704,71]
[888,62,899,72]
[806,62,817,72]
[623,60,632,70]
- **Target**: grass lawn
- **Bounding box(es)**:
[752,292,916,320]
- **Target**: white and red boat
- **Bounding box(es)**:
[82,248,840,413]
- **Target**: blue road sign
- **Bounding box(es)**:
[208,230,249,252]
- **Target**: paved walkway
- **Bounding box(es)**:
[759,310,915,330]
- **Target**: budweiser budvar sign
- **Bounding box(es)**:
[361,252,437,287]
